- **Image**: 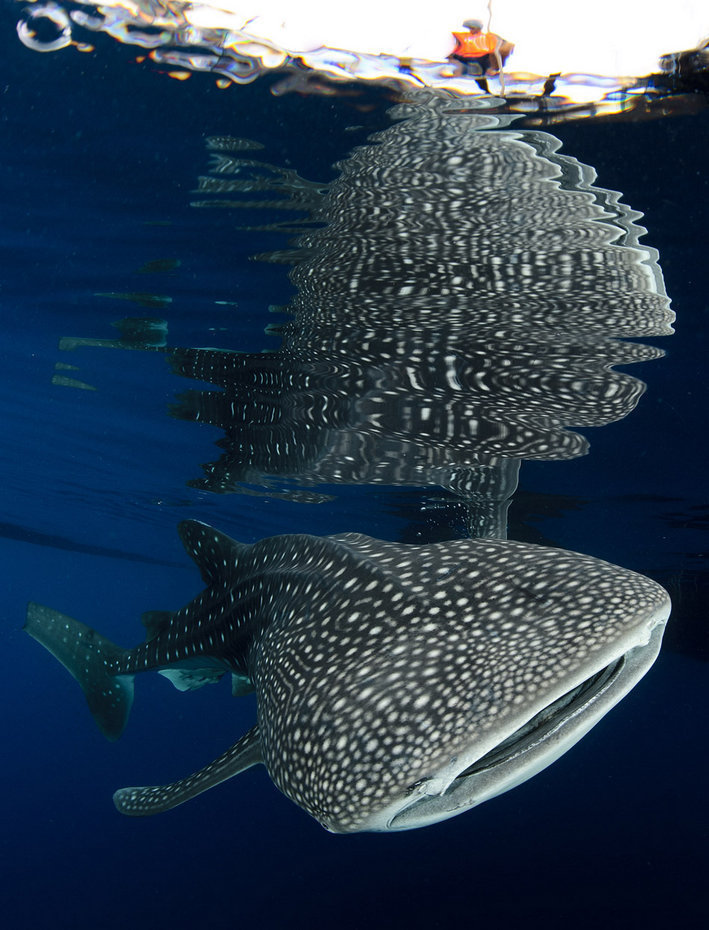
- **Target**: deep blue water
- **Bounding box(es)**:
[2,9,708,928]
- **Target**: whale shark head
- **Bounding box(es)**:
[26,522,669,832]
[246,532,669,832]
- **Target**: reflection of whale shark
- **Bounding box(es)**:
[172,99,673,533]
[26,519,670,832]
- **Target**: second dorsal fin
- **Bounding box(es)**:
[140,610,173,641]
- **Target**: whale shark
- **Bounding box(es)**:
[25,520,670,833]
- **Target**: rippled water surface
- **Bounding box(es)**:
[2,7,708,927]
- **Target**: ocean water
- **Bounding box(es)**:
[2,8,708,928]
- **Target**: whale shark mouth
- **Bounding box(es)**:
[383,614,667,833]
[458,657,626,780]
[379,653,634,833]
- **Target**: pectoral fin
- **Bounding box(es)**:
[113,725,263,816]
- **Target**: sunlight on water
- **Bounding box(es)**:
[15,0,709,112]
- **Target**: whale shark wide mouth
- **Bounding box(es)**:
[457,656,625,780]
[385,645,648,832]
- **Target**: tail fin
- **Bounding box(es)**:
[24,602,134,741]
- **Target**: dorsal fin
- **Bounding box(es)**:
[141,610,173,641]
[177,520,249,585]
[113,725,262,816]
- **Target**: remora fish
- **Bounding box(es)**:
[25,520,670,833]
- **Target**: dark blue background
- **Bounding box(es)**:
[1,7,707,927]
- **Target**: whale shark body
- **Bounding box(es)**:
[26,520,669,832]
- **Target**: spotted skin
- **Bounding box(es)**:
[26,520,669,832]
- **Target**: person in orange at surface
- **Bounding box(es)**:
[449,18,514,90]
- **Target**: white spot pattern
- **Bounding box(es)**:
[106,521,669,832]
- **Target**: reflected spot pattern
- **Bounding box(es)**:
[174,101,673,506]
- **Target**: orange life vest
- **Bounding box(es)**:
[451,31,499,59]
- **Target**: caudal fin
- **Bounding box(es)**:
[24,602,134,741]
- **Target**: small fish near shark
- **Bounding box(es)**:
[25,521,670,833]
